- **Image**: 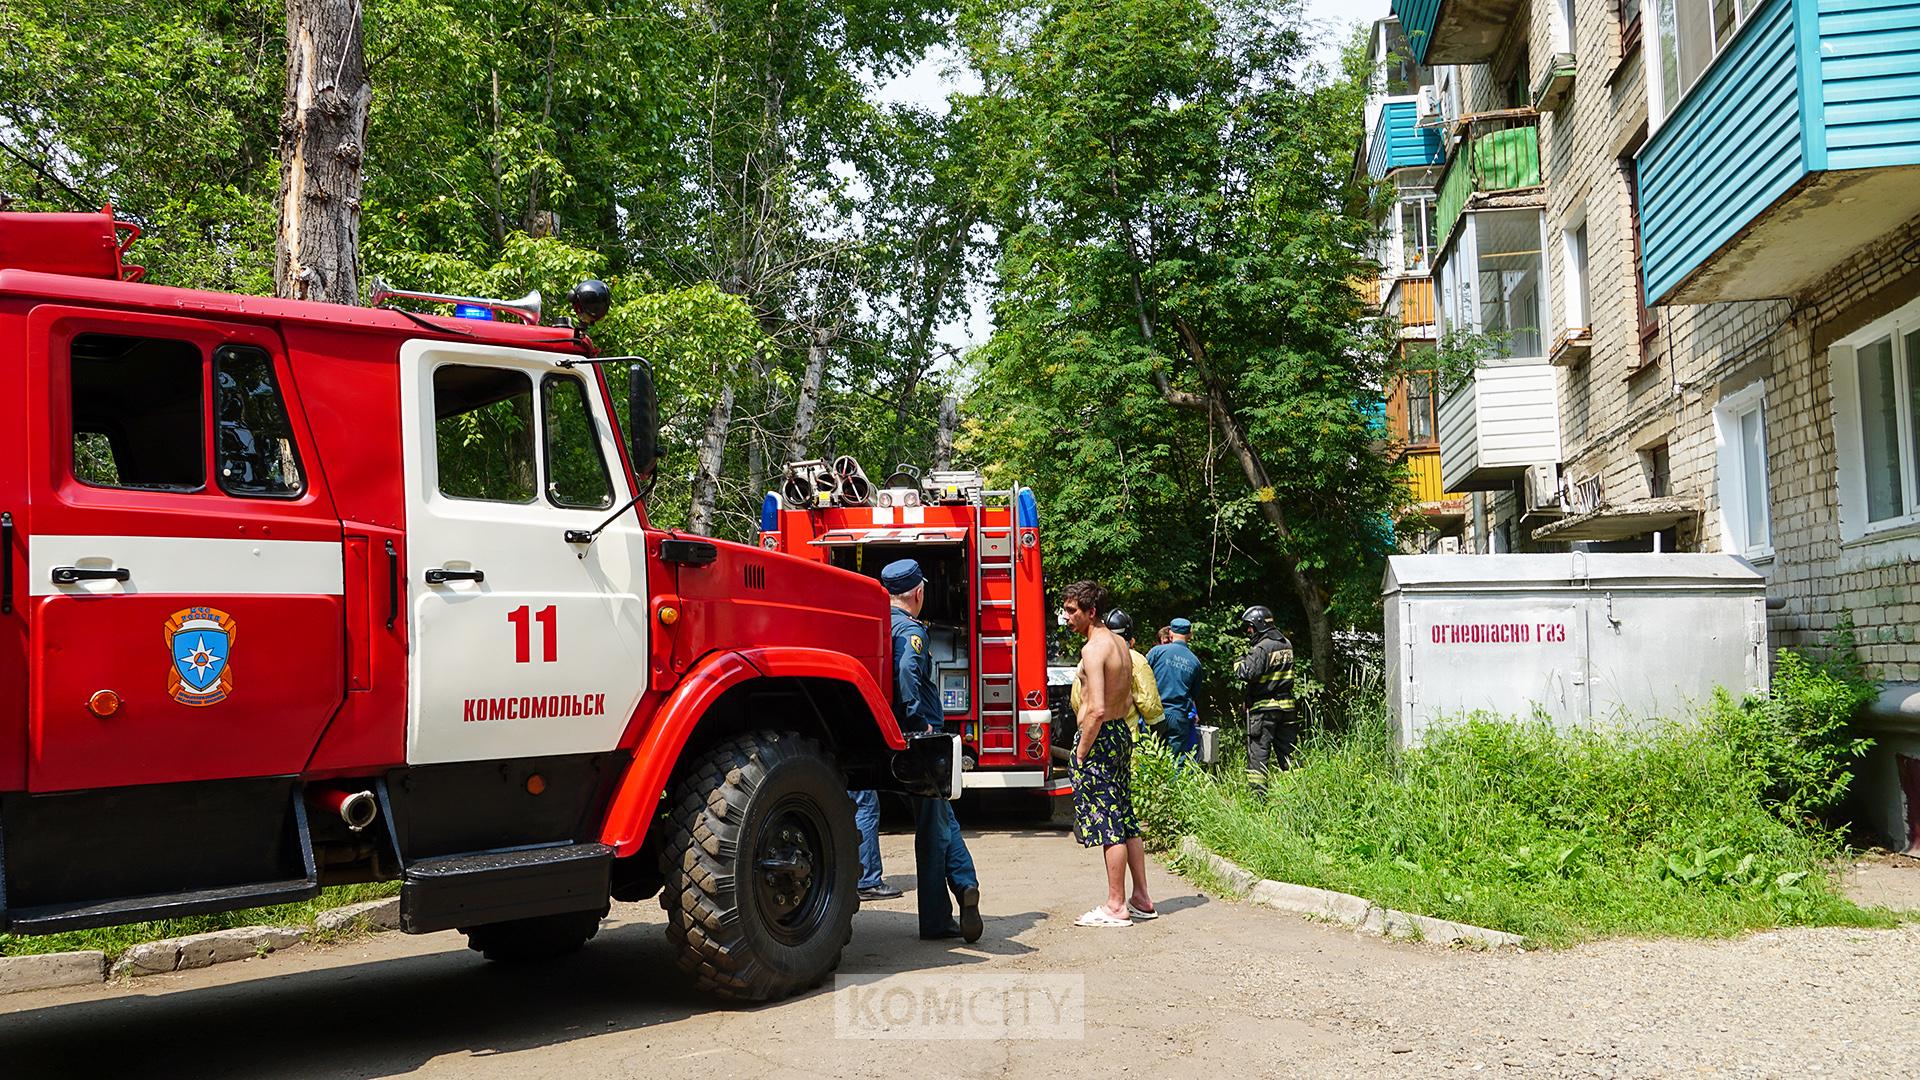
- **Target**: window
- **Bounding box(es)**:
[1713,382,1771,556]
[1646,0,1753,127]
[1408,373,1438,445]
[1555,0,1578,54]
[1620,0,1643,56]
[1621,154,1660,367]
[434,365,536,503]
[1831,297,1920,541]
[1642,442,1671,498]
[541,375,614,510]
[69,333,204,491]
[1562,216,1590,330]
[1381,21,1429,96]
[1437,210,1548,361]
[215,346,304,498]
[1399,191,1437,271]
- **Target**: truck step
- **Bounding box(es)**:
[4,878,319,935]
[400,842,613,934]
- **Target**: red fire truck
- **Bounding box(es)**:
[0,208,956,1001]
[759,458,1071,795]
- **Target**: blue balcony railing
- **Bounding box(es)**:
[1637,0,1920,306]
[1367,100,1447,180]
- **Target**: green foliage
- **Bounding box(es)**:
[1706,626,1879,826]
[0,883,401,960]
[1142,714,1892,945]
[955,0,1406,679]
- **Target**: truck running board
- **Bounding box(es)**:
[399,842,613,934]
[5,878,320,936]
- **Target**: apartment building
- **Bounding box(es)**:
[1375,0,1920,847]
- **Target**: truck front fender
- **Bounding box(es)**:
[597,648,906,858]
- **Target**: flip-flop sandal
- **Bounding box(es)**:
[1074,908,1132,928]
[1126,903,1159,920]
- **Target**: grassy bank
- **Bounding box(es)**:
[1135,717,1894,946]
[0,882,401,960]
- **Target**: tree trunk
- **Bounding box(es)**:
[787,335,830,462]
[933,391,958,469]
[688,382,735,536]
[274,0,371,304]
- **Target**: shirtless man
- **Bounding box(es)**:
[1061,580,1156,927]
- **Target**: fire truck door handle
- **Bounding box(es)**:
[1,512,12,614]
[385,540,400,629]
[425,567,485,585]
[51,565,130,585]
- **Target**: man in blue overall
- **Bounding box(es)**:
[881,558,984,942]
[1146,617,1204,757]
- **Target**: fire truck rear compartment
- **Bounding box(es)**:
[828,541,974,720]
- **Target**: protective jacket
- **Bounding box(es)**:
[1234,628,1296,714]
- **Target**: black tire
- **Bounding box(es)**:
[659,730,857,1002]
[462,907,605,963]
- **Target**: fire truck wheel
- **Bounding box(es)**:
[461,907,606,963]
[660,730,857,1002]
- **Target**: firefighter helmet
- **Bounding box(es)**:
[1239,605,1275,635]
[1104,608,1134,639]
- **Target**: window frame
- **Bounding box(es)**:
[538,372,616,511]
[1644,0,1754,132]
[430,363,541,506]
[68,332,208,495]
[1712,380,1773,559]
[1435,208,1551,365]
[1830,294,1920,543]
[1561,211,1590,332]
[213,343,307,500]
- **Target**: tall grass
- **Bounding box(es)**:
[1136,715,1892,946]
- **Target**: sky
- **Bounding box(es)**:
[872,0,1389,354]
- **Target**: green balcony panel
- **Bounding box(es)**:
[1637,0,1920,306]
[1435,115,1541,252]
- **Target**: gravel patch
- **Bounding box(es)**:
[1240,922,1920,1078]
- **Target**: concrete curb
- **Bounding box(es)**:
[1176,836,1526,950]
[3,896,405,994]
[0,950,107,994]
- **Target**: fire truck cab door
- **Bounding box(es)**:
[398,339,647,764]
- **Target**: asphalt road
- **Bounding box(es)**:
[3,817,1916,1079]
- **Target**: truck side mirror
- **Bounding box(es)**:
[628,361,658,478]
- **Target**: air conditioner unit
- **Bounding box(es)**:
[1417,85,1440,122]
[1522,463,1565,516]
[1437,536,1461,555]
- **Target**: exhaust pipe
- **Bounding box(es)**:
[310,787,379,832]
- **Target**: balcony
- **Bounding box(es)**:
[1436,363,1561,492]
[1367,99,1447,180]
[1434,112,1541,252]
[1386,275,1436,336]
[1405,448,1469,521]
[1637,0,1920,306]
[1391,0,1527,66]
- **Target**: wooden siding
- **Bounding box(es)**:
[1405,449,1467,504]
[1396,276,1436,327]
[1367,100,1447,179]
[1637,0,1920,303]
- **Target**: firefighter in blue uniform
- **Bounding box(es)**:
[881,558,984,942]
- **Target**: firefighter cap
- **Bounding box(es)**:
[880,558,926,595]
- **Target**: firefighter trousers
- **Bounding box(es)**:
[1246,708,1301,782]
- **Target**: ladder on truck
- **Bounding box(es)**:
[971,488,1020,763]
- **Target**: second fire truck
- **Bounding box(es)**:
[759,459,1071,795]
